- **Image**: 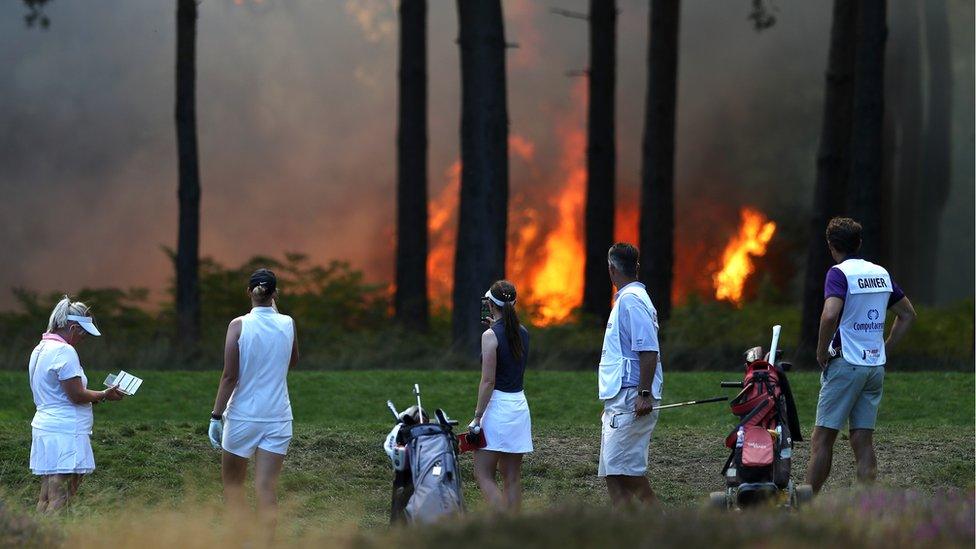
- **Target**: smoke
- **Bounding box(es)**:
[0,0,971,310]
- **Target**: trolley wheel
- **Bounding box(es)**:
[794,484,814,508]
[708,491,728,510]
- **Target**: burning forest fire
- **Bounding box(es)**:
[712,208,777,306]
[425,76,777,323]
[426,83,589,326]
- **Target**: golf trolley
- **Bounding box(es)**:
[384,384,464,524]
[709,325,814,510]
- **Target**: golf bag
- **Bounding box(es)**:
[386,402,463,524]
[721,347,802,501]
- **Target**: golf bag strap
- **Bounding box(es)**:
[777,367,803,442]
[724,398,771,444]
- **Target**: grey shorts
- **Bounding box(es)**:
[598,388,660,477]
[815,357,885,431]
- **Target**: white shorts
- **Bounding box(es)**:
[30,429,95,476]
[481,390,533,454]
[222,419,292,458]
[598,388,660,477]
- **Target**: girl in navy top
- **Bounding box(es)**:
[470,280,533,512]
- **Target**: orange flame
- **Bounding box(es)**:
[426,161,461,305]
[522,135,585,323]
[712,208,776,306]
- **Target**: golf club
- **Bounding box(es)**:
[652,396,728,411]
[387,400,400,422]
[768,324,782,364]
[414,384,424,424]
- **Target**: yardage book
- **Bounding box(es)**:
[103,370,144,396]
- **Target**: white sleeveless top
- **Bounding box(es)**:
[598,284,664,400]
[225,307,294,422]
[831,258,893,366]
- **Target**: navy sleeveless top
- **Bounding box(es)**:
[490,321,529,393]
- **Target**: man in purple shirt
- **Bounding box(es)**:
[804,217,916,493]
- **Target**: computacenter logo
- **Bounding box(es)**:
[867,309,880,321]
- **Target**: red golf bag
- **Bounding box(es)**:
[721,348,802,491]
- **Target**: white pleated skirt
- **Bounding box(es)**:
[481,390,533,454]
[30,429,95,476]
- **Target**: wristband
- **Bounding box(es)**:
[211,412,222,420]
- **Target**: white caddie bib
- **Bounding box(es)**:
[598,284,663,400]
[832,259,892,366]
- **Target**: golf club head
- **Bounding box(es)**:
[399,405,428,425]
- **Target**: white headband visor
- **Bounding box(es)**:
[66,314,101,336]
[484,289,512,307]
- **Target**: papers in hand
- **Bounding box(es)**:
[103,370,143,395]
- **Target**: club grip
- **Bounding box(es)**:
[720,381,744,388]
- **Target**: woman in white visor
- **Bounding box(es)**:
[470,280,533,512]
[29,296,125,512]
[208,268,298,530]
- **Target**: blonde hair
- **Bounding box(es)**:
[47,295,92,333]
[250,284,269,299]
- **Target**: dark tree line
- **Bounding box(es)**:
[800,0,953,358]
[24,0,954,360]
[799,0,858,356]
[800,0,888,358]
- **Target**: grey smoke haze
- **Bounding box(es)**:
[0,0,972,309]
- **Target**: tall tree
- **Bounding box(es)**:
[582,0,617,325]
[175,0,201,351]
[915,0,953,303]
[846,0,887,261]
[798,0,859,359]
[886,0,922,292]
[395,0,429,329]
[452,0,509,353]
[638,0,680,324]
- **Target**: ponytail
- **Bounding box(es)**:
[47,296,71,333]
[502,301,524,361]
[47,295,91,333]
[247,269,277,305]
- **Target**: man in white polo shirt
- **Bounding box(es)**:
[805,217,916,493]
[597,243,664,506]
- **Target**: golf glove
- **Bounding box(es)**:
[208,418,223,450]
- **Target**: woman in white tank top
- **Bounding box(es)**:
[208,269,298,531]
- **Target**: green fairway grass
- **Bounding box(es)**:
[0,371,972,532]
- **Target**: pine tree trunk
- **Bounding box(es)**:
[453,0,509,354]
[798,0,858,360]
[886,0,922,293]
[175,0,201,351]
[846,0,887,261]
[582,0,617,325]
[639,0,680,323]
[395,0,429,329]
[915,0,952,303]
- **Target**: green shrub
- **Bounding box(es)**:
[0,256,970,371]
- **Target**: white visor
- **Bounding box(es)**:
[484,289,514,307]
[66,314,101,336]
